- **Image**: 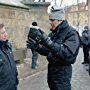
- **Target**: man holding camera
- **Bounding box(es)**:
[27,5,80,90]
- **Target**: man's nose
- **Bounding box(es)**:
[4,32,8,37]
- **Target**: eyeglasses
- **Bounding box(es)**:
[49,19,55,21]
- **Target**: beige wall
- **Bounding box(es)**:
[0,2,50,49]
[67,10,88,36]
[67,11,88,27]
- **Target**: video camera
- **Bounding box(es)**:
[28,28,42,43]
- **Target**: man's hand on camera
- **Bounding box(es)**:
[28,28,59,53]
[29,28,55,50]
[28,28,47,43]
[26,38,40,51]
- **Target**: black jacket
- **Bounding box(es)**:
[37,20,80,66]
[81,29,90,46]
[0,41,18,90]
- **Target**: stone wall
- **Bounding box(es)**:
[0,2,50,49]
[67,11,88,28]
[66,11,88,37]
[66,3,88,35]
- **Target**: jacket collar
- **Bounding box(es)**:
[51,20,69,33]
[0,40,9,48]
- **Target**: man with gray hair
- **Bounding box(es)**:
[27,5,80,90]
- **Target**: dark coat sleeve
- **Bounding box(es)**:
[49,31,80,65]
[37,45,50,56]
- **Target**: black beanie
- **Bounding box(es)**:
[32,22,37,26]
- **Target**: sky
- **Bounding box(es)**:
[1,0,86,7]
[34,0,87,13]
[35,0,87,7]
[0,0,87,8]
[0,0,24,6]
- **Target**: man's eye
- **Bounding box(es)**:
[50,19,55,21]
[0,32,5,34]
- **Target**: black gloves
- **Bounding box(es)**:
[28,27,58,52]
[28,28,47,43]
[27,27,60,54]
[28,28,50,46]
[27,38,40,51]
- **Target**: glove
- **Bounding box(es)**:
[28,27,52,47]
[28,28,42,43]
[26,38,40,51]
[28,28,57,52]
[28,27,47,43]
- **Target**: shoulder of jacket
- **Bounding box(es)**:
[69,26,78,34]
[65,26,79,38]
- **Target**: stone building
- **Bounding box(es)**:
[88,0,90,28]
[66,2,88,35]
[0,0,50,49]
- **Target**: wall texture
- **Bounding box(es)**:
[66,3,88,35]
[0,2,50,49]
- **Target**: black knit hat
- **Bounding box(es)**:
[32,22,37,26]
[49,5,65,20]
